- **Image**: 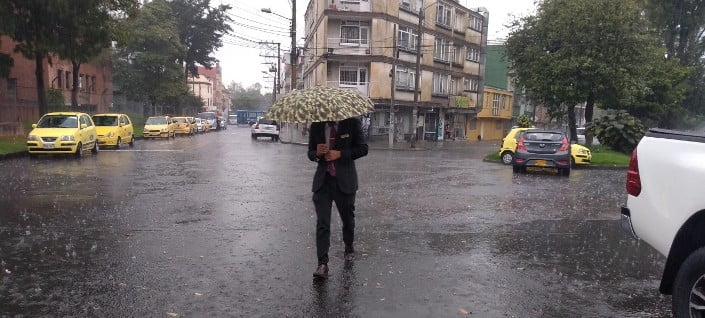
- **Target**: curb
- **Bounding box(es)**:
[482,158,627,170]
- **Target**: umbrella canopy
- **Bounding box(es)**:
[265,86,375,123]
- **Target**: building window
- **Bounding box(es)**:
[400,0,422,13]
[340,67,366,85]
[452,45,462,64]
[469,118,477,130]
[395,66,416,90]
[501,95,508,110]
[492,93,500,116]
[466,47,480,62]
[454,12,465,30]
[92,76,97,93]
[340,21,369,45]
[470,15,483,30]
[7,78,17,101]
[436,2,452,27]
[79,74,85,92]
[433,73,448,95]
[57,70,63,89]
[66,72,71,89]
[434,38,450,62]
[398,26,419,52]
[464,78,479,92]
[450,77,458,95]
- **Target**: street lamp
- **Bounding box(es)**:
[261,5,298,92]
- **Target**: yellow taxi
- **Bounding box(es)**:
[143,116,175,139]
[203,119,212,132]
[499,127,591,166]
[186,117,197,134]
[93,113,135,148]
[27,112,99,157]
[173,117,194,136]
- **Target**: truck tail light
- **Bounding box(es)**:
[559,137,569,151]
[626,149,641,197]
[517,137,526,151]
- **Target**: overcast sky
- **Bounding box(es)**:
[215,0,537,90]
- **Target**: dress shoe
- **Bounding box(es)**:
[313,264,328,278]
[344,244,354,261]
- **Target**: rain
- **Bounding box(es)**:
[0,129,669,317]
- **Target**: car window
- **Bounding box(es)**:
[37,115,78,128]
[79,115,88,127]
[146,117,167,125]
[258,119,277,125]
[94,116,119,126]
[524,132,563,141]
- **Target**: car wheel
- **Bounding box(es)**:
[92,141,99,154]
[75,142,83,158]
[116,137,121,150]
[501,151,514,165]
[129,136,135,147]
[673,247,705,318]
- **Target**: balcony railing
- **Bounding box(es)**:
[327,81,370,96]
[326,38,371,55]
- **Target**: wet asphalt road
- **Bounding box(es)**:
[0,127,670,317]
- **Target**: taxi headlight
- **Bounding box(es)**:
[579,149,588,154]
[60,135,75,141]
[28,135,38,141]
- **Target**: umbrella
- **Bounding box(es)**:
[265,86,375,123]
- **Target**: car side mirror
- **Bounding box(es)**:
[32,124,37,128]
[80,124,88,129]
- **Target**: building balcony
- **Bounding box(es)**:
[326,38,371,56]
[327,81,370,96]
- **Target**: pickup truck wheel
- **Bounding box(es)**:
[673,247,705,318]
[501,151,514,165]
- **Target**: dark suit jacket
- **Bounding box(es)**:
[307,118,369,194]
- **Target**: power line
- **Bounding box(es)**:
[227,12,291,31]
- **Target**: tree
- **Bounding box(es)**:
[0,1,62,115]
[169,0,232,79]
[54,0,138,107]
[113,0,188,114]
[506,0,659,145]
[229,82,270,110]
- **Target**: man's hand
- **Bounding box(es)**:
[316,144,329,156]
[325,150,341,161]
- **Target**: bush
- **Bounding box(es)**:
[586,110,646,153]
[516,114,533,128]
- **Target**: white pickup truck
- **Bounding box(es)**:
[621,128,705,317]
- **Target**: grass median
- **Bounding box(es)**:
[484,145,630,167]
[0,136,26,155]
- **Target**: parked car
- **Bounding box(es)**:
[27,112,99,157]
[512,130,572,176]
[186,117,197,133]
[93,113,134,148]
[620,128,705,317]
[197,112,219,131]
[228,115,237,125]
[499,127,591,166]
[143,116,175,139]
[251,119,279,141]
[194,118,206,133]
[172,117,194,136]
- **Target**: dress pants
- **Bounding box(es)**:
[313,173,356,265]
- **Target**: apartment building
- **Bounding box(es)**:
[302,0,488,141]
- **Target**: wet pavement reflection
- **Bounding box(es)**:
[0,128,669,317]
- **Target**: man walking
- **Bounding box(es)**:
[307,117,368,279]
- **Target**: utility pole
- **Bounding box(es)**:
[412,5,425,147]
[290,0,297,91]
[389,24,397,148]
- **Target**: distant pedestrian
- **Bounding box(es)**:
[307,117,368,279]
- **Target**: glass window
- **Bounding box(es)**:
[57,70,63,89]
[492,93,500,116]
[400,0,422,13]
[434,38,450,62]
[436,2,452,27]
[340,21,369,45]
[93,116,119,126]
[469,118,477,130]
[466,47,480,61]
[470,15,483,30]
[464,78,479,92]
[79,115,88,127]
[340,67,359,85]
[433,73,448,95]
[395,67,416,90]
[398,26,418,52]
[37,115,78,128]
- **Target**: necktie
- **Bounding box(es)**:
[328,124,336,176]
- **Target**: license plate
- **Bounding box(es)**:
[535,160,547,166]
[44,143,55,149]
